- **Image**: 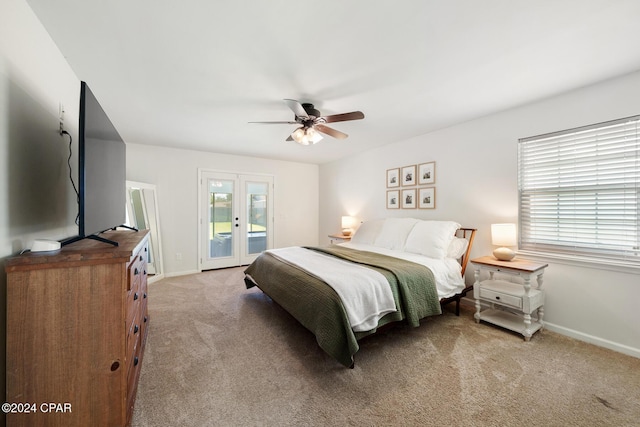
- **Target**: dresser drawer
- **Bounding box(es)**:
[128,252,146,291]
[478,287,523,309]
[126,329,144,421]
[126,309,141,360]
[126,281,140,326]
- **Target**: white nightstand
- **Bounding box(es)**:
[328,234,352,244]
[471,256,548,341]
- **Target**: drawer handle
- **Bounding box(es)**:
[139,255,143,261]
[143,292,147,299]
[144,316,148,323]
[134,356,139,366]
[134,267,139,276]
[134,293,139,301]
[134,324,139,334]
[110,361,120,372]
[495,296,501,300]
[144,270,147,276]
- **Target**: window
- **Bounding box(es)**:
[518,115,639,266]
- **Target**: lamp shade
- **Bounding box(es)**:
[341,216,356,236]
[491,223,517,261]
[491,223,517,246]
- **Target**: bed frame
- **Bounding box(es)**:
[440,227,477,316]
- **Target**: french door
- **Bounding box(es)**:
[199,171,274,270]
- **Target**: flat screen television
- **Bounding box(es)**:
[62,81,130,247]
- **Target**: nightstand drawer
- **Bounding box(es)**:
[479,287,523,309]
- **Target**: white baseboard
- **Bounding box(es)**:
[543,322,640,359]
[460,297,640,359]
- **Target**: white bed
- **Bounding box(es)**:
[244,217,476,367]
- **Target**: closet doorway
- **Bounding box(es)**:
[198,170,274,270]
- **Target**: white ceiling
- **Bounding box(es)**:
[26,0,640,164]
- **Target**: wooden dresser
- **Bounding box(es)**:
[5,229,150,427]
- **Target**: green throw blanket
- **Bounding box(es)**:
[304,246,441,327]
[244,246,441,367]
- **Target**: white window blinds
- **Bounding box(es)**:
[518,115,640,264]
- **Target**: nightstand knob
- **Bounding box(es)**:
[495,296,501,300]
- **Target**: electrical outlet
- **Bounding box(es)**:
[58,102,65,135]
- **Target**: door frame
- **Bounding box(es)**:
[197,169,274,271]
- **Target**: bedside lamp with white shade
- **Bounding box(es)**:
[491,223,517,261]
[341,216,356,236]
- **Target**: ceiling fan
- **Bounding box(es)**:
[249,99,365,145]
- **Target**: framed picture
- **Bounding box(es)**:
[401,165,416,186]
[386,168,400,188]
[418,162,435,185]
[386,190,400,209]
[401,188,416,209]
[418,187,436,209]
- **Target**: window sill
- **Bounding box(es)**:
[516,250,640,275]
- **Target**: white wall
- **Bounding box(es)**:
[1,0,80,252]
[126,143,319,276]
[319,71,640,358]
[1,0,82,420]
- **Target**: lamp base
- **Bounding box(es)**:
[341,228,352,236]
[493,247,515,261]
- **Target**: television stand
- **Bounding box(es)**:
[61,225,139,247]
[61,234,119,247]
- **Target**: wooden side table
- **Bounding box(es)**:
[328,233,352,244]
[471,256,548,341]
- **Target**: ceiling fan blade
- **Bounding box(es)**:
[284,99,309,119]
[248,121,298,124]
[322,111,365,123]
[315,124,348,139]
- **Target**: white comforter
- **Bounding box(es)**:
[266,247,397,332]
[338,242,466,299]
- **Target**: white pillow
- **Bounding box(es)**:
[373,218,420,250]
[350,219,384,245]
[404,220,461,259]
[447,237,469,259]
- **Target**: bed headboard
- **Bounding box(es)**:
[455,228,477,277]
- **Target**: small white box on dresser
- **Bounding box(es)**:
[471,256,548,341]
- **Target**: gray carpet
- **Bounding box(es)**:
[131,267,640,426]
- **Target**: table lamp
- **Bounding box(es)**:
[491,223,517,261]
[341,216,356,236]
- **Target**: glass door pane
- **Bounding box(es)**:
[246,181,268,255]
[208,179,235,259]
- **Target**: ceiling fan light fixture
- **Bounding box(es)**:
[252,99,363,144]
[291,126,323,145]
